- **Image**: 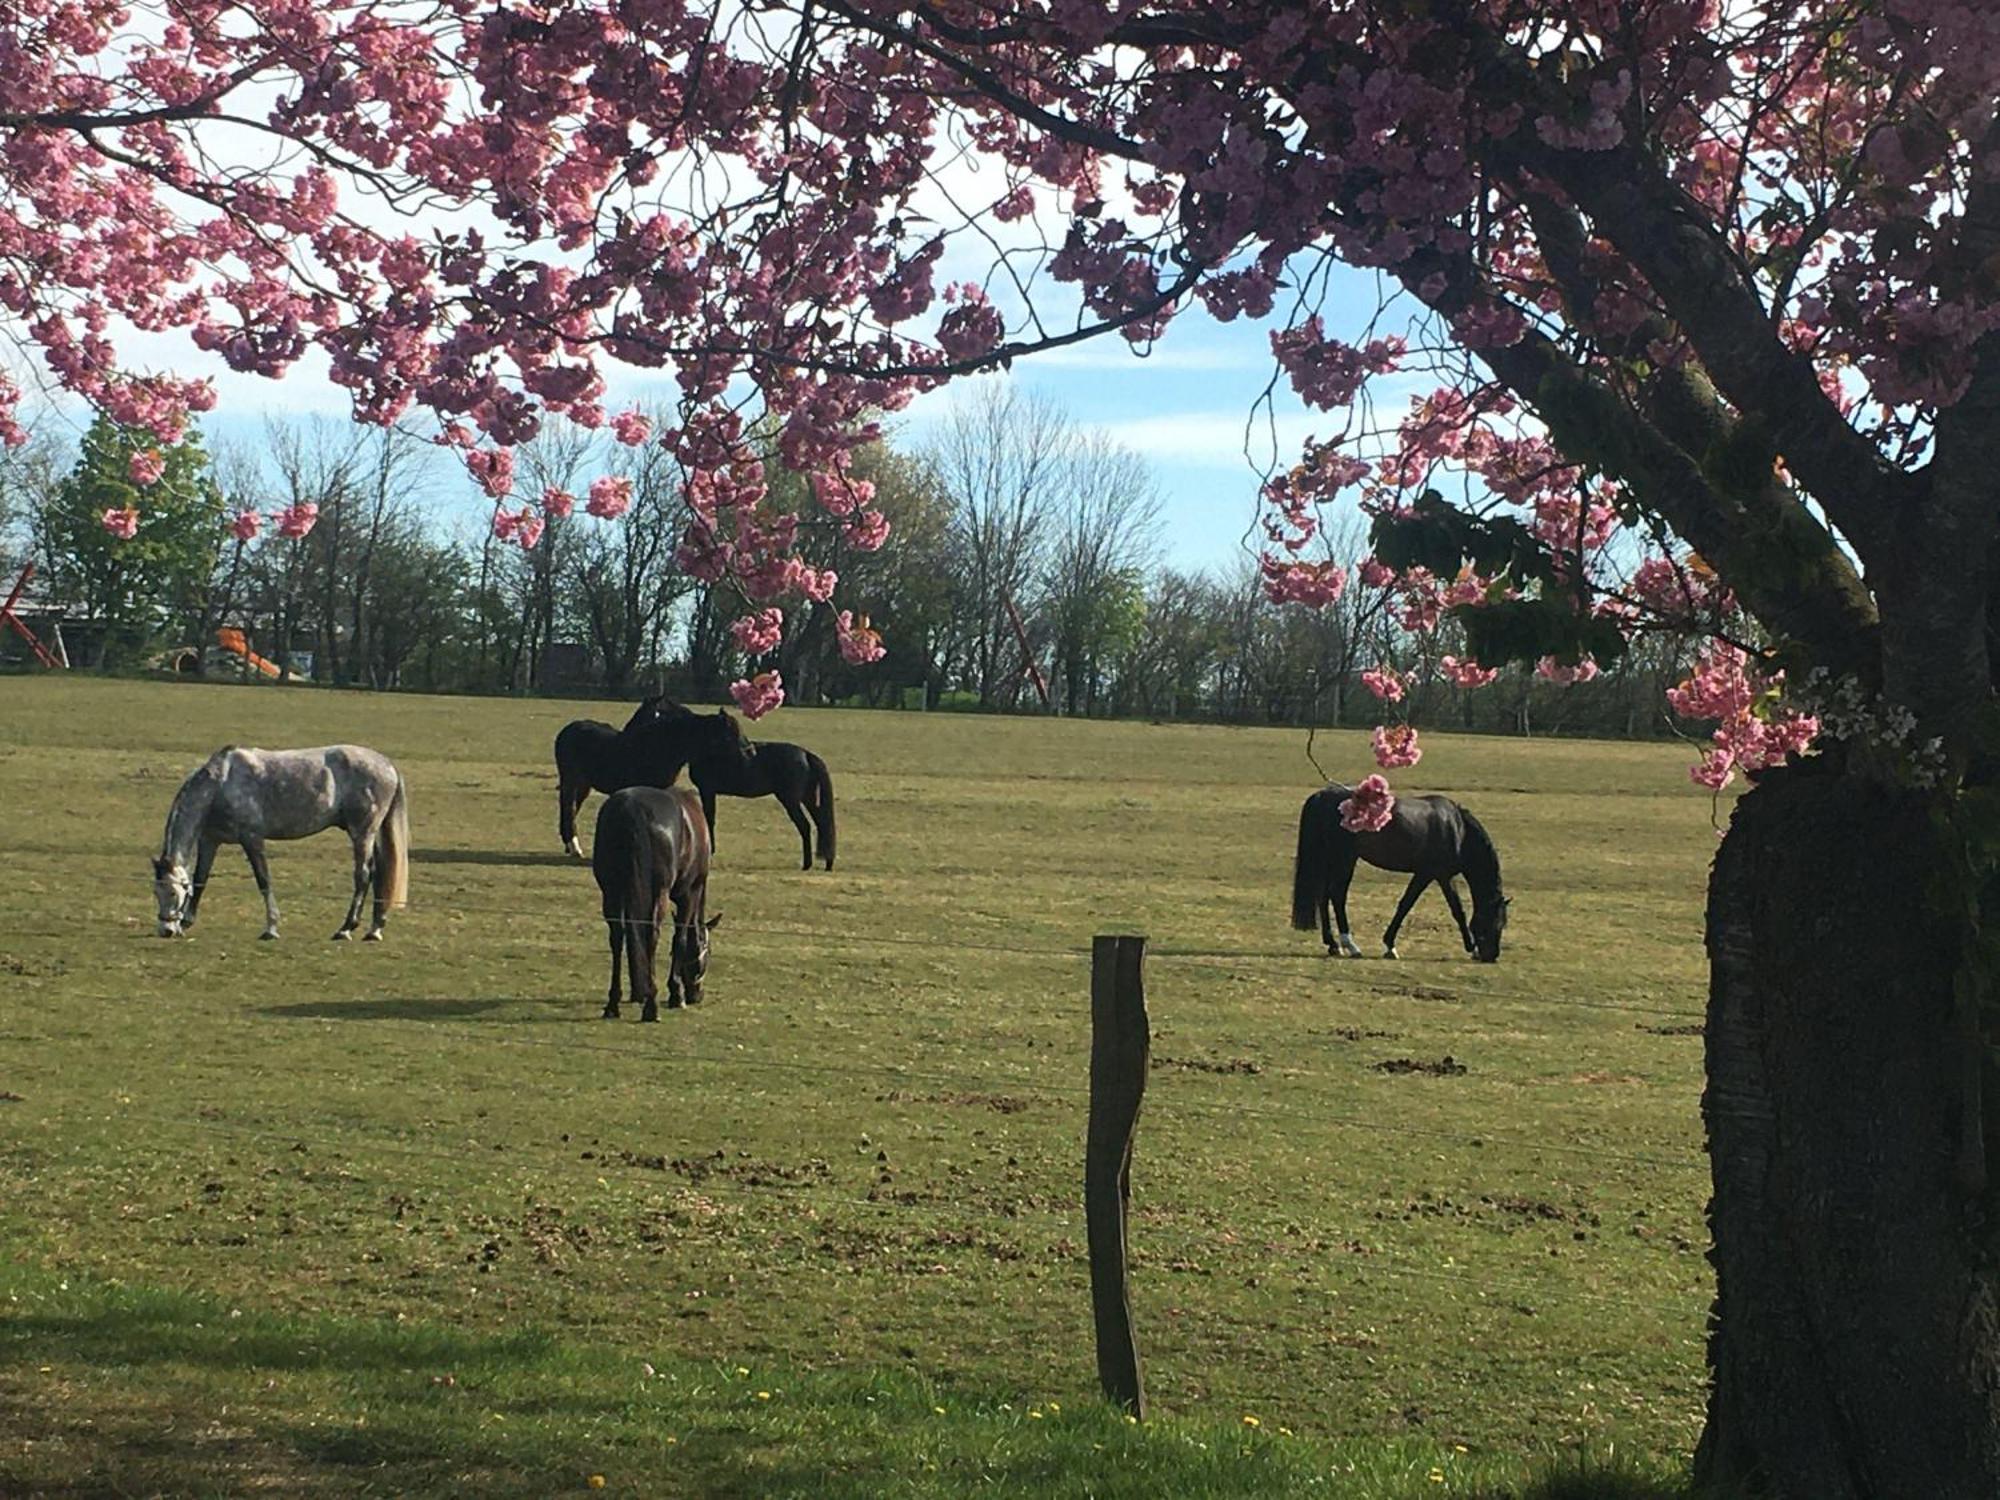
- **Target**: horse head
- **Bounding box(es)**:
[623,694,692,732]
[680,911,721,996]
[153,855,192,937]
[1470,894,1510,963]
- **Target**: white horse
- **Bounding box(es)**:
[152,745,410,941]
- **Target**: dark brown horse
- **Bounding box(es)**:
[1290,783,1509,961]
[554,699,744,857]
[690,742,835,871]
[592,786,717,1021]
[626,697,835,871]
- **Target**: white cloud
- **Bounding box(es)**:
[1090,407,1327,470]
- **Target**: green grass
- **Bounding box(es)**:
[0,676,1727,1495]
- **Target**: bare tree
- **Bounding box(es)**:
[569,434,695,694]
[926,384,1067,707]
[1041,432,1159,715]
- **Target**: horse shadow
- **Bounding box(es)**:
[257,997,586,1024]
[411,848,579,868]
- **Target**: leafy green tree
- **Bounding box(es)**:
[36,415,224,667]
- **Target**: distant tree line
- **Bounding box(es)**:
[0,391,1703,742]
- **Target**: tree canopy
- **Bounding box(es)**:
[12,0,1992,741]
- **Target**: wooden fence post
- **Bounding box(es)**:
[1086,933,1149,1419]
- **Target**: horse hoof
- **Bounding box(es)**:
[601,1005,620,1019]
[363,930,384,943]
[1383,946,1400,960]
[259,930,279,942]
[640,1008,659,1023]
[565,838,584,859]
[332,930,352,942]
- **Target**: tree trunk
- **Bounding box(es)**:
[1699,766,2000,1496]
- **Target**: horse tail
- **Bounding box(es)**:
[379,771,411,908]
[1291,790,1331,931]
[808,752,836,868]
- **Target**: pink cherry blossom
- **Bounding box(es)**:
[1372,724,1423,769]
[730,671,786,720]
[611,411,652,446]
[465,448,515,499]
[1441,655,1500,689]
[274,502,319,539]
[229,509,263,542]
[844,510,891,552]
[730,608,785,655]
[836,610,886,665]
[128,449,165,487]
[585,476,633,520]
[1340,775,1397,834]
[101,506,140,540]
[1361,667,1406,703]
[541,487,575,521]
[1535,656,1601,687]
[514,510,545,550]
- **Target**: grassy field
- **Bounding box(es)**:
[0,675,1726,1496]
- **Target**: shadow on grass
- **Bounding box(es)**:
[411,847,581,868]
[256,996,588,1024]
[1,1271,1730,1500]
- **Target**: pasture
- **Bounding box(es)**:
[0,677,1723,1496]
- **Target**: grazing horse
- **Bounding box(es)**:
[1290,783,1509,961]
[626,697,836,871]
[554,701,745,857]
[593,786,717,1021]
[152,745,409,941]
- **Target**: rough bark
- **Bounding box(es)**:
[1699,768,2000,1496]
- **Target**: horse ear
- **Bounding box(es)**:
[704,912,723,930]
[152,856,169,878]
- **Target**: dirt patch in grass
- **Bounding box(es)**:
[1153,1055,1264,1076]
[1371,1056,1467,1077]
[874,1089,1033,1114]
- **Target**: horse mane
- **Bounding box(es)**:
[1456,806,1503,896]
[162,753,230,861]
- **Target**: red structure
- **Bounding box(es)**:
[0,563,63,669]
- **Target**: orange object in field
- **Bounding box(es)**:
[216,627,283,678]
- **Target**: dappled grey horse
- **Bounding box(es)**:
[593,785,717,1021]
[152,745,409,941]
[1290,783,1509,961]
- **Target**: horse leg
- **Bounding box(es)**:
[244,839,279,940]
[182,837,219,929]
[675,892,703,1007]
[778,791,813,871]
[1382,873,1433,959]
[364,819,393,941]
[1329,854,1363,957]
[560,776,589,858]
[700,789,718,856]
[334,828,371,939]
[602,917,623,1019]
[647,890,672,1020]
[627,905,658,1022]
[1439,877,1474,953]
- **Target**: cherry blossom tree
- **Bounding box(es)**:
[8,0,2000,1486]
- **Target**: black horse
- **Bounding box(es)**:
[555,699,745,857]
[627,697,835,871]
[1290,783,1509,961]
[592,786,717,1021]
[691,742,835,871]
